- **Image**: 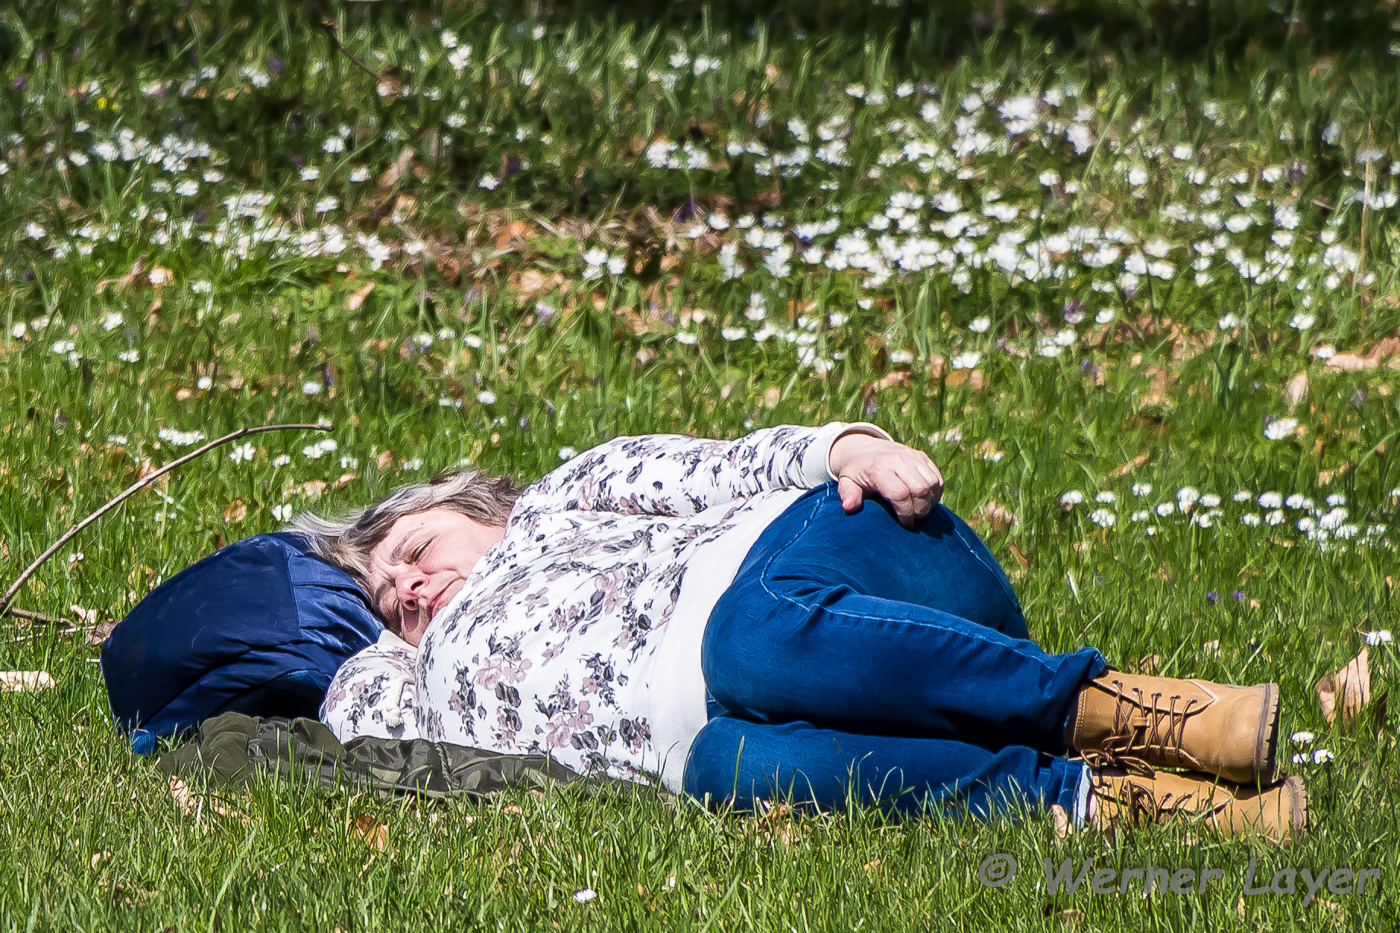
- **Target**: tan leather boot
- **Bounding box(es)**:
[1089,767,1307,843]
[1067,671,1279,783]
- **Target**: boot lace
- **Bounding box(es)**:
[1082,751,1200,827]
[1103,678,1200,763]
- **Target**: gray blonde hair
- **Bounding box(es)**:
[292,469,522,594]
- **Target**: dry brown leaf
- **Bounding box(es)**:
[517,269,547,296]
[296,480,328,500]
[1318,463,1354,486]
[862,858,883,873]
[1317,647,1371,726]
[945,368,985,390]
[378,148,414,192]
[89,851,111,870]
[94,258,146,295]
[1325,353,1376,372]
[70,604,97,625]
[223,499,248,524]
[1060,908,1085,924]
[874,371,909,392]
[1284,372,1309,409]
[981,500,1020,535]
[351,814,390,851]
[169,776,198,818]
[0,671,56,692]
[1105,453,1150,479]
[494,220,529,250]
[334,472,357,489]
[972,439,1003,461]
[168,775,247,823]
[1366,336,1399,360]
[761,386,782,408]
[1130,654,1162,674]
[1050,804,1070,839]
[1315,897,1346,921]
[346,281,376,311]
[390,194,417,222]
[375,449,395,470]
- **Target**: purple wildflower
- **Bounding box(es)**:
[1206,591,1220,604]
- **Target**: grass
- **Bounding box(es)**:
[1,0,1399,928]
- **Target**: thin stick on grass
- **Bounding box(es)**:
[2,607,66,625]
[310,0,386,83]
[0,423,331,619]
[1360,123,1374,282]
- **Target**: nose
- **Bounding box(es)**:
[396,571,430,608]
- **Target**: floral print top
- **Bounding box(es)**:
[323,422,883,787]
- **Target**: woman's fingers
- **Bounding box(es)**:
[837,474,866,512]
[888,455,942,518]
[833,440,946,523]
[874,471,921,525]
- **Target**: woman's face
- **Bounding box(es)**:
[366,508,504,646]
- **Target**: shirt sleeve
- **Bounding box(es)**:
[513,422,891,517]
[320,631,420,742]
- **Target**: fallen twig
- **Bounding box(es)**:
[0,423,330,619]
[0,606,66,625]
[310,0,386,83]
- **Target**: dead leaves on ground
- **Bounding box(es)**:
[168,775,249,824]
[1284,372,1309,410]
[746,801,803,846]
[979,500,1020,536]
[1316,647,1371,727]
[0,670,56,692]
[346,281,376,311]
[1104,453,1150,480]
[351,813,391,851]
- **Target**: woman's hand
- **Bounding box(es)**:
[829,433,944,527]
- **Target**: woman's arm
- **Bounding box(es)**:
[515,423,891,517]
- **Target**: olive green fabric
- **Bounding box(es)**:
[157,712,624,800]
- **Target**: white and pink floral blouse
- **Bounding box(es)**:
[322,422,886,790]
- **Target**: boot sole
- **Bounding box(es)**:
[1254,683,1281,784]
[1283,774,1308,840]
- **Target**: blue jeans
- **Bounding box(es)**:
[684,484,1107,820]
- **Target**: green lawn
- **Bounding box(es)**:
[1,0,1399,929]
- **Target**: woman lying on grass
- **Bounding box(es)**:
[297,423,1306,840]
